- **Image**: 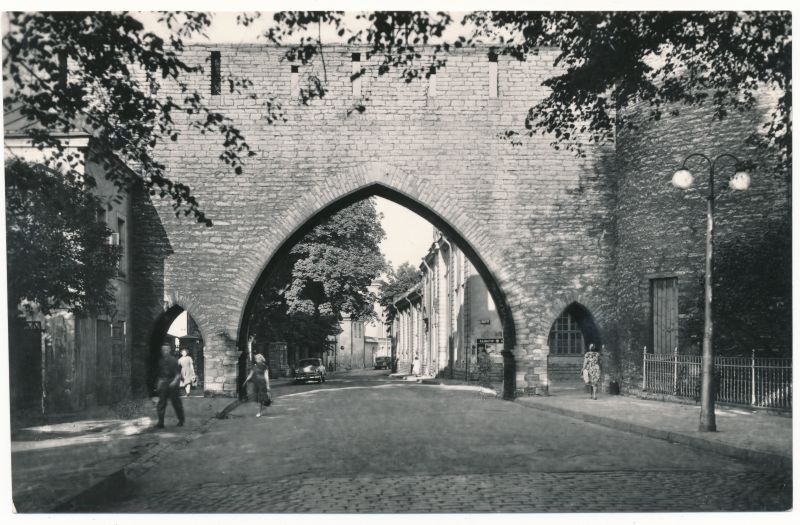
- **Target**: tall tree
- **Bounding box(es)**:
[3,11,274,226]
[378,262,423,324]
[4,159,120,316]
[248,199,387,352]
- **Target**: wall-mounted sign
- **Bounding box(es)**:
[476,337,503,355]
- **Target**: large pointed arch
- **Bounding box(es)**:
[237,181,516,351]
[234,166,519,395]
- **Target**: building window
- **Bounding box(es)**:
[488,51,498,98]
[351,53,361,97]
[210,51,221,95]
[650,277,678,354]
[290,64,299,98]
[111,321,126,379]
[117,218,126,277]
[549,310,585,355]
[427,65,437,98]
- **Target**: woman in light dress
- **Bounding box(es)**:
[177,348,196,397]
[411,355,421,377]
[581,343,602,400]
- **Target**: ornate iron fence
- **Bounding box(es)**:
[643,348,792,410]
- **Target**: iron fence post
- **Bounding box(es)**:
[642,346,647,391]
[673,346,678,395]
[751,349,756,407]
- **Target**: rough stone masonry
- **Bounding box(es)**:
[129,44,789,398]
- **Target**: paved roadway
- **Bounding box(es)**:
[92,369,791,513]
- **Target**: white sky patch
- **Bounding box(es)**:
[375,196,433,271]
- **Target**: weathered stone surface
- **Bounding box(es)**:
[129,44,789,397]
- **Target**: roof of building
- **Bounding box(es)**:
[392,282,422,307]
[4,103,90,138]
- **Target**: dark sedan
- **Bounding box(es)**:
[294,358,327,384]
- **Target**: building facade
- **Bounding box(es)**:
[392,230,505,386]
[5,120,135,412]
[330,281,388,370]
[5,42,790,402]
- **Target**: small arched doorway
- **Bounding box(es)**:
[147,306,205,396]
[547,302,602,390]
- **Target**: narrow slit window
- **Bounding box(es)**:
[210,51,221,95]
[117,218,126,277]
[351,53,361,97]
[290,64,300,98]
[488,52,498,98]
[427,66,437,98]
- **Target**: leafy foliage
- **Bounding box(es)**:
[377,262,423,324]
[470,12,790,171]
[263,11,790,175]
[6,12,789,224]
[248,199,387,352]
[713,215,791,356]
[4,159,120,315]
[3,11,280,226]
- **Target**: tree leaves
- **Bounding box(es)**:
[4,159,121,316]
[3,11,267,226]
[248,199,387,351]
[377,262,423,324]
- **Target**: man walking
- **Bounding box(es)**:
[156,343,185,428]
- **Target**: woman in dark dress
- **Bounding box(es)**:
[242,353,271,417]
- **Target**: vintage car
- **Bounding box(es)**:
[294,358,327,384]
[374,356,392,370]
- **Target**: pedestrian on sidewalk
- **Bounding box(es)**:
[411,355,421,377]
[477,348,493,399]
[156,343,185,428]
[242,352,272,417]
[581,343,601,400]
[178,348,196,397]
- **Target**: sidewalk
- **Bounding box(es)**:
[10,395,235,512]
[516,383,792,470]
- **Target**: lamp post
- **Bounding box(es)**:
[672,153,751,432]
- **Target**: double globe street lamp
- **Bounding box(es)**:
[671,153,751,432]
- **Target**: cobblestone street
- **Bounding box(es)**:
[87,371,791,513]
[104,470,791,513]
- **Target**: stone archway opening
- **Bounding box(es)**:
[546,302,602,391]
[236,184,519,399]
[146,305,205,396]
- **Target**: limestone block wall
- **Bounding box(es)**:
[613,95,790,392]
[131,44,620,396]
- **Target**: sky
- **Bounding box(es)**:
[374,197,434,271]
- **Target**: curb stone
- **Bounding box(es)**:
[516,400,791,470]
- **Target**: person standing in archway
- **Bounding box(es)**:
[155,343,185,428]
[411,354,421,377]
[581,343,602,400]
[178,348,196,397]
[477,348,493,399]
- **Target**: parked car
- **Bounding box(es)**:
[294,358,326,384]
[374,356,392,370]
